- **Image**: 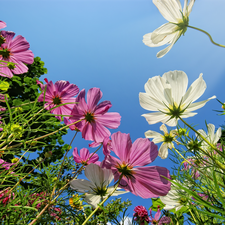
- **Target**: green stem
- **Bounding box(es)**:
[188,25,225,48]
[82,175,123,225]
[189,208,197,224]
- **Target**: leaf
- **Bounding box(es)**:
[149,198,165,211]
[0,80,9,91]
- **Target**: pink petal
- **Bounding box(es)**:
[129,139,158,166]
[87,88,102,111]
[95,112,121,129]
[10,35,30,52]
[0,21,6,29]
[95,101,112,114]
[111,131,132,163]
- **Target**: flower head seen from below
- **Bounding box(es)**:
[104,131,171,198]
[73,147,100,166]
[143,0,195,58]
[145,124,177,159]
[38,79,79,120]
[70,163,127,207]
[149,206,171,225]
[139,70,216,127]
[70,87,121,143]
[196,123,221,152]
[0,31,34,78]
[160,181,188,211]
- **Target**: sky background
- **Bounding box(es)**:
[2,0,225,223]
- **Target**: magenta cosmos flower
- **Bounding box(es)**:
[149,207,171,225]
[73,147,100,165]
[70,88,121,143]
[104,131,171,198]
[0,31,34,78]
[38,79,79,120]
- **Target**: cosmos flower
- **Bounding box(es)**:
[143,0,195,58]
[160,181,188,211]
[104,131,171,198]
[38,79,79,120]
[139,70,216,127]
[145,124,177,159]
[70,164,127,207]
[149,207,171,225]
[0,31,34,78]
[196,123,221,151]
[70,88,121,143]
[72,147,100,166]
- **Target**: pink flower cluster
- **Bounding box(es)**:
[0,21,34,78]
[133,205,150,224]
[0,189,14,206]
[133,205,171,225]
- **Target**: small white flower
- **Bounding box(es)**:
[143,0,195,58]
[70,164,127,207]
[139,70,216,127]
[160,180,188,211]
[145,124,177,159]
[197,123,221,151]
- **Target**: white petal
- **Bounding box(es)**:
[153,0,182,23]
[163,71,188,105]
[85,164,103,187]
[158,143,169,159]
[160,124,168,134]
[143,30,176,47]
[107,187,128,196]
[215,127,222,144]
[182,74,206,107]
[156,31,181,58]
[187,0,195,16]
[151,23,178,44]
[185,96,216,112]
[145,130,163,143]
[84,194,101,207]
[70,179,94,192]
[139,92,168,111]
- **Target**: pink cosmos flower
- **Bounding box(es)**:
[0,31,34,78]
[149,207,171,225]
[70,88,121,143]
[133,205,150,224]
[73,147,100,166]
[0,189,14,206]
[104,131,171,198]
[38,79,79,120]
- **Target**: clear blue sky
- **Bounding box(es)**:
[2,0,225,222]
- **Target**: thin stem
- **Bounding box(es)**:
[50,131,78,199]
[29,142,103,224]
[2,119,83,150]
[189,208,197,224]
[82,175,123,225]
[188,25,225,48]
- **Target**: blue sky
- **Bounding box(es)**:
[2,0,225,222]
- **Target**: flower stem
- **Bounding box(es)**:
[81,175,123,225]
[188,25,225,48]
[188,208,197,223]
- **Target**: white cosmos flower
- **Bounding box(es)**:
[160,180,188,211]
[70,163,127,207]
[197,123,221,151]
[143,0,195,58]
[145,124,177,159]
[139,70,216,127]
